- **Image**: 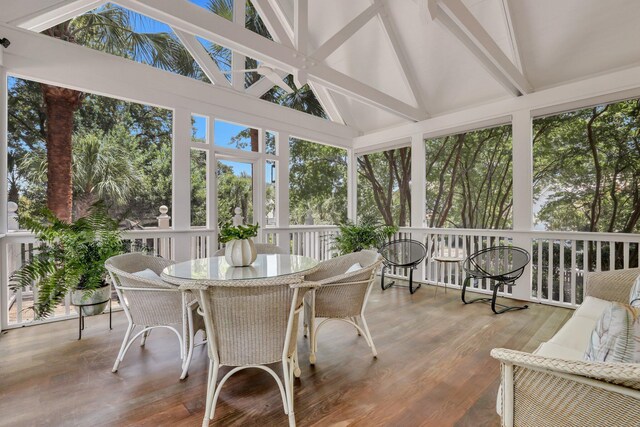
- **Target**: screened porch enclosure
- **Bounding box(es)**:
[2,0,640,330]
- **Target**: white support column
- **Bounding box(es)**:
[511,109,533,301]
[0,62,7,332]
[276,131,290,253]
[0,59,7,235]
[207,117,218,234]
[410,133,426,227]
[410,133,426,283]
[347,148,357,222]
[254,146,265,232]
[173,108,192,261]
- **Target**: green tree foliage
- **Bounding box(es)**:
[534,100,640,233]
[357,148,411,226]
[425,125,513,229]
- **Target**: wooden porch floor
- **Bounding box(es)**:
[0,281,572,427]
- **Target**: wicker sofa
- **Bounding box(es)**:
[491,268,640,427]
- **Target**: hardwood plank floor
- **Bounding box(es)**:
[0,280,572,427]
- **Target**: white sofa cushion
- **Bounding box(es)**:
[533,297,613,361]
[573,296,615,321]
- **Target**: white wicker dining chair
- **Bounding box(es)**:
[105,253,205,380]
[178,275,318,427]
[212,242,288,256]
[303,250,383,364]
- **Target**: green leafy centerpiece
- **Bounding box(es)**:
[10,205,124,318]
[219,222,260,267]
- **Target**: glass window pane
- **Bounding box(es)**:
[217,160,253,225]
[191,114,208,144]
[266,130,277,155]
[289,138,347,225]
[266,160,277,226]
[7,76,172,227]
[191,149,208,227]
[214,119,259,152]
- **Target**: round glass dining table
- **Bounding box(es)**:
[161,254,319,284]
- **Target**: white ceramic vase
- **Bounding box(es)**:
[225,238,257,267]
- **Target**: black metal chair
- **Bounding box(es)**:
[379,239,427,294]
[461,245,530,314]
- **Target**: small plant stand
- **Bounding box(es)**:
[72,299,112,340]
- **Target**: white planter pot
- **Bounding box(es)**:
[225,238,257,267]
[71,283,111,316]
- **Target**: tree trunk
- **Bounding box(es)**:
[41,84,84,222]
[250,128,259,152]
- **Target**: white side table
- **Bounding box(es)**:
[433,255,465,297]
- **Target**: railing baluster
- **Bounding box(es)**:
[571,240,577,306]
[609,241,615,271]
[559,240,565,303]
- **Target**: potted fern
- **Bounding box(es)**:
[333,220,398,255]
[219,222,259,266]
[10,205,124,319]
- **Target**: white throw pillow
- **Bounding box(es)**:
[584,302,640,363]
[629,275,640,308]
[346,262,363,273]
[132,268,161,281]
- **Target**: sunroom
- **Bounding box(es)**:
[1,0,640,426]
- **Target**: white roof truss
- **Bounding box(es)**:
[374,0,429,113]
[8,0,427,123]
[429,0,533,96]
[172,28,232,87]
[9,0,107,33]
[499,0,524,74]
[311,2,383,62]
[232,0,247,92]
[249,0,294,48]
[250,0,345,124]
[293,0,309,87]
[307,81,345,125]
[111,0,424,121]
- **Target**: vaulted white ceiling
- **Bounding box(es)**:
[5,0,640,134]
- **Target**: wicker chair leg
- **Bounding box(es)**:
[203,359,219,426]
[283,358,296,426]
[308,296,317,364]
[112,323,135,373]
[359,315,377,358]
[181,309,196,380]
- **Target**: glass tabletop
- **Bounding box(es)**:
[161,254,319,282]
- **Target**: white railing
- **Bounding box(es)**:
[0,228,216,329]
[3,224,638,329]
[394,227,640,309]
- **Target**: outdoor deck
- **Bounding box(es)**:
[0,280,572,427]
